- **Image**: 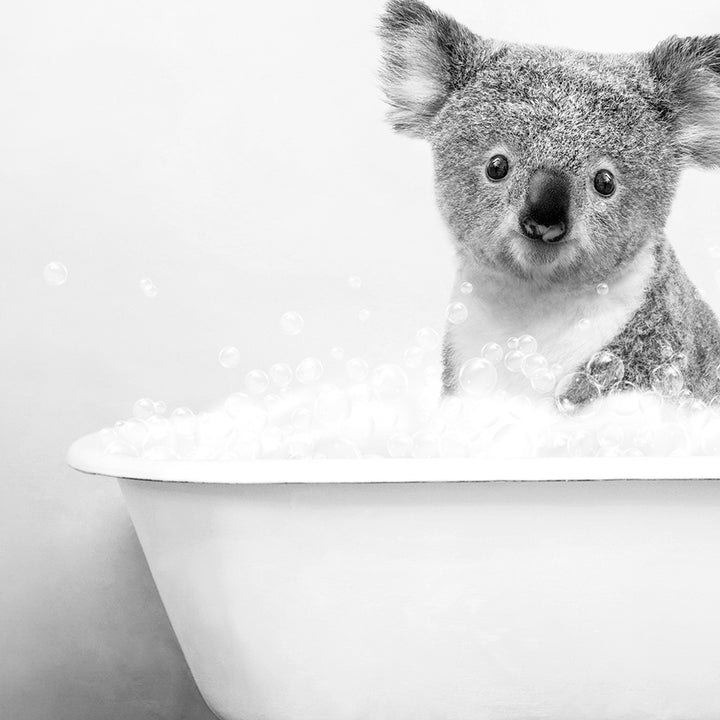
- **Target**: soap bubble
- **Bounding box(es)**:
[710,395,720,414]
[225,393,267,432]
[133,398,155,420]
[578,318,591,331]
[509,394,532,418]
[296,357,324,385]
[596,282,609,296]
[460,281,473,295]
[458,357,497,396]
[43,261,68,286]
[358,308,371,322]
[639,390,664,412]
[504,350,525,373]
[153,400,167,415]
[530,368,556,394]
[314,385,351,426]
[348,275,362,290]
[280,311,304,335]
[233,431,261,460]
[416,327,440,351]
[117,419,149,449]
[318,438,361,458]
[218,345,241,369]
[567,428,598,456]
[403,346,424,369]
[346,357,369,382]
[555,372,601,416]
[268,362,292,388]
[139,277,158,299]
[291,407,313,431]
[517,335,538,355]
[288,433,314,459]
[105,439,139,456]
[446,302,468,325]
[507,337,520,350]
[370,364,409,402]
[521,353,548,377]
[597,423,623,448]
[245,369,270,395]
[170,407,195,436]
[607,381,640,414]
[481,342,504,365]
[651,364,684,397]
[586,351,624,389]
[411,430,440,458]
[330,346,345,360]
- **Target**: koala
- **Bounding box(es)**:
[378,0,720,405]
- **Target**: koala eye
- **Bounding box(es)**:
[593,169,616,197]
[486,154,510,181]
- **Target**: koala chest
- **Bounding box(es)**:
[445,250,654,394]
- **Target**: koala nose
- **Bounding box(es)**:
[520,169,570,244]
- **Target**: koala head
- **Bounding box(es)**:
[379,0,720,288]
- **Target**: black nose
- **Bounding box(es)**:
[520,170,570,244]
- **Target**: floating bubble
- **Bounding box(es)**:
[330,346,345,360]
[460,281,473,295]
[370,364,409,402]
[458,357,497,397]
[504,350,525,373]
[280,311,304,335]
[358,308,371,322]
[530,368,556,394]
[218,346,241,369]
[651,363,684,397]
[269,362,293,388]
[578,318,591,331]
[245,369,270,395]
[314,385,351,426]
[517,335,538,355]
[710,395,720,414]
[403,346,424,369]
[346,357,369,382]
[481,342,504,365]
[43,261,68,286]
[554,372,601,416]
[296,357,324,385]
[596,282,609,296]
[348,275,362,290]
[264,394,283,413]
[521,353,547,377]
[416,327,440,351]
[586,351,624,389]
[153,400,167,415]
[446,302,468,325]
[507,337,519,350]
[139,277,158,299]
[133,398,155,420]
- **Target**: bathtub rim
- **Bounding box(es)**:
[67,431,720,484]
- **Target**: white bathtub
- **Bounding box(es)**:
[68,432,720,720]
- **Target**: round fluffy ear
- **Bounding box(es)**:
[648,35,720,168]
[378,0,485,138]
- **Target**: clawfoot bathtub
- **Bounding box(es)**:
[68,432,720,720]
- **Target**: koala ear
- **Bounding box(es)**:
[378,0,484,138]
[648,35,720,168]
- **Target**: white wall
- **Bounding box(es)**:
[1,0,719,717]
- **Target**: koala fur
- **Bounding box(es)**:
[378,0,720,404]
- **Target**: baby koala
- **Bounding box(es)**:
[378,0,720,404]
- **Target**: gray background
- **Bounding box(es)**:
[2,0,720,717]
